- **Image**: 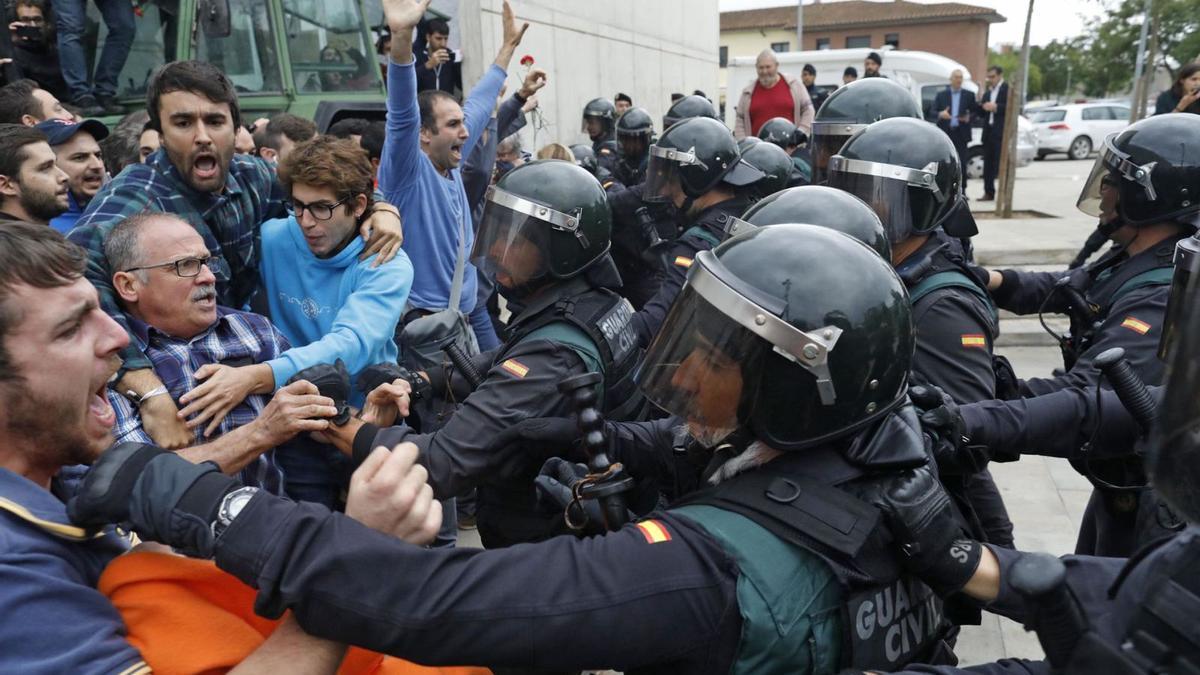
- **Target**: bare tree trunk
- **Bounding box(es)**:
[996,0,1035,218]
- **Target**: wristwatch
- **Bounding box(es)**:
[211,486,260,539]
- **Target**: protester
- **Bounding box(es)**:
[137,123,160,164]
[414,17,462,95]
[733,48,815,139]
[800,63,827,112]
[36,118,107,233]
[253,113,318,166]
[1155,62,1200,115]
[536,142,572,160]
[5,0,68,100]
[0,123,67,223]
[328,117,371,143]
[0,78,73,125]
[69,60,402,451]
[843,66,858,84]
[54,0,135,115]
[360,120,386,180]
[99,109,150,176]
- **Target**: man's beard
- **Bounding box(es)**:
[19,185,65,222]
[686,421,736,449]
[2,379,102,469]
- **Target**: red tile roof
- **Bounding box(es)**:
[721,1,1006,32]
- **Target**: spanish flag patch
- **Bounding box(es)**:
[674,256,693,268]
[1121,317,1151,335]
[961,334,987,348]
[635,519,672,544]
[500,359,530,378]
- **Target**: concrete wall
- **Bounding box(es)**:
[457,0,719,150]
[720,19,992,104]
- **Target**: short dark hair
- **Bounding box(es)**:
[100,109,152,176]
[0,79,43,125]
[427,18,449,36]
[146,61,241,133]
[360,120,385,161]
[327,117,370,139]
[0,124,48,181]
[802,63,816,76]
[866,52,883,66]
[844,66,858,78]
[615,93,632,105]
[256,113,317,153]
[988,65,1004,76]
[670,92,684,102]
[0,223,88,384]
[417,89,459,133]
[1171,63,1200,98]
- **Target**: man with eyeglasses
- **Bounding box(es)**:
[173,136,413,505]
[102,211,343,499]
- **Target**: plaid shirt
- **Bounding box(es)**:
[107,307,292,492]
[68,148,288,371]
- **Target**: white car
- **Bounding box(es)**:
[1032,103,1131,160]
[965,115,1038,180]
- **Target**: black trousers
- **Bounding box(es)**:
[982,125,1002,196]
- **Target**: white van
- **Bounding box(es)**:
[724,46,1037,178]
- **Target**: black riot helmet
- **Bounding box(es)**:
[615,106,654,161]
[738,141,793,200]
[827,117,962,244]
[472,160,611,300]
[811,78,922,183]
[738,185,891,259]
[637,224,914,450]
[662,94,719,131]
[644,117,765,205]
[1077,113,1200,228]
[1159,234,1200,361]
[581,97,616,138]
[758,117,807,150]
[737,136,762,153]
[1149,236,1200,523]
[570,143,598,175]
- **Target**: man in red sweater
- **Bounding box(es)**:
[733,49,814,140]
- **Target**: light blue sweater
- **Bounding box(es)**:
[259,216,413,402]
[378,56,507,313]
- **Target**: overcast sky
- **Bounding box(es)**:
[717,0,1110,47]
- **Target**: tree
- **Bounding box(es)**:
[987,48,1043,99]
[1067,0,1200,98]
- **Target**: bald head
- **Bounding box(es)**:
[950,69,963,89]
[756,49,781,88]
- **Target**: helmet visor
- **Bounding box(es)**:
[1076,133,1156,219]
[638,251,845,426]
[644,146,698,203]
[827,155,940,243]
[1159,235,1200,360]
[472,187,559,287]
[811,122,864,184]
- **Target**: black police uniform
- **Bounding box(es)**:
[887,526,1200,675]
[203,405,958,674]
[993,233,1186,397]
[898,231,1015,549]
[605,183,674,310]
[593,133,619,175]
[614,151,649,187]
[630,195,753,347]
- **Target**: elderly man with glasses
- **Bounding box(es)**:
[103,211,344,500]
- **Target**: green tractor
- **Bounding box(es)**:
[88,0,442,129]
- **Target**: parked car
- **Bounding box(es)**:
[965,115,1038,180]
[1032,103,1131,160]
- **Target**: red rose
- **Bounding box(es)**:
[520,54,535,67]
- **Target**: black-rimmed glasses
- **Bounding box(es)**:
[287,196,351,221]
[124,256,214,278]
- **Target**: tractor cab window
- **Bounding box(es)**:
[194,0,283,94]
[283,0,379,92]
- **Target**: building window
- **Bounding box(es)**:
[845,35,871,49]
[719,45,727,68]
[770,41,790,53]
[884,33,900,48]
[815,37,830,50]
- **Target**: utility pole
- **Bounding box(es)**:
[1130,0,1154,122]
[795,0,803,51]
[997,0,1034,218]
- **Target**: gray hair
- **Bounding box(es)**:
[498,132,523,154]
[103,211,184,279]
[756,49,779,66]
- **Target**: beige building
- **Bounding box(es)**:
[720,1,1004,99]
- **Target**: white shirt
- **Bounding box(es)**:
[988,79,1005,125]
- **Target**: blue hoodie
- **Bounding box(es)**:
[259,216,413,401]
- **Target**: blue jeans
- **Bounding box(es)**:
[274,437,349,509]
[55,0,136,100]
[469,299,500,351]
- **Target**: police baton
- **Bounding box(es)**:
[1008,552,1087,670]
[557,372,634,532]
[1093,347,1158,435]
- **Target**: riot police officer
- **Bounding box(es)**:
[757,116,812,186]
[661,93,719,130]
[810,77,922,183]
[613,106,654,186]
[827,116,1016,549]
[737,184,892,259]
[581,96,619,173]
[738,140,794,200]
[973,113,1200,399]
[70,224,966,674]
[632,115,764,346]
[570,143,622,193]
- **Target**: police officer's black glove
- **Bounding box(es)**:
[963,262,992,293]
[67,442,241,558]
[288,359,351,425]
[487,417,581,480]
[355,362,432,403]
[909,385,990,476]
[534,457,633,535]
[866,465,984,598]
